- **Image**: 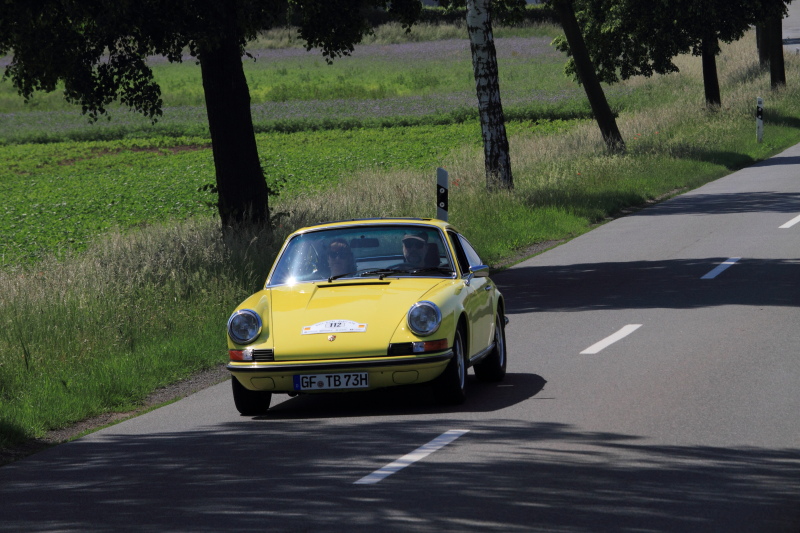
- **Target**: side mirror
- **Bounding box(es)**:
[469,265,490,278]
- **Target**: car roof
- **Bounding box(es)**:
[292,218,456,235]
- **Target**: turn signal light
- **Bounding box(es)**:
[388,339,449,356]
[229,349,253,361]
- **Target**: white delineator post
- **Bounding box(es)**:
[757,97,764,143]
[437,167,449,222]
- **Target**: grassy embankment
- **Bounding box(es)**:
[2,22,800,449]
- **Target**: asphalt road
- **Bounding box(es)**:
[785,0,800,51]
[3,137,800,532]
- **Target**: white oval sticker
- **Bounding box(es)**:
[302,320,368,335]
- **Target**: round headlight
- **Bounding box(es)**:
[407,301,442,336]
[227,309,263,345]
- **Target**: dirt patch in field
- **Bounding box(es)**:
[56,144,210,165]
[124,144,211,154]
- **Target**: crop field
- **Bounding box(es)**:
[4,19,800,452]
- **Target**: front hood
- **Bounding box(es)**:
[269,278,445,360]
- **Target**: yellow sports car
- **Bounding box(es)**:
[226,218,507,415]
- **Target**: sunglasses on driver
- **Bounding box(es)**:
[402,239,425,249]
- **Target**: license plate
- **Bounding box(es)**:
[293,372,369,391]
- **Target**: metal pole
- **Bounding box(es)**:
[436,168,449,222]
[756,97,764,143]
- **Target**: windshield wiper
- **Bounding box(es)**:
[327,271,361,282]
[408,266,455,275]
[330,266,447,282]
[328,268,407,282]
[356,268,412,280]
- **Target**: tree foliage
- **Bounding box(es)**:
[0,0,421,118]
[553,0,791,106]
[438,0,530,25]
[547,0,624,152]
[0,0,422,226]
[2,1,279,119]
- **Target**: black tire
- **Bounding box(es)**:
[475,312,507,382]
[231,377,272,415]
[434,327,467,405]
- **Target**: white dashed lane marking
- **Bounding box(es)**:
[779,214,800,229]
[580,324,643,355]
[701,257,741,279]
[354,429,470,485]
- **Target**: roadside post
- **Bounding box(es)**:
[757,97,764,143]
[437,167,448,222]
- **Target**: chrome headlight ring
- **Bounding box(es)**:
[407,301,442,337]
[227,309,263,345]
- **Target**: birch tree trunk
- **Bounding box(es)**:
[466,0,513,190]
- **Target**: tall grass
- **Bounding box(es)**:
[0,220,282,445]
[2,30,800,450]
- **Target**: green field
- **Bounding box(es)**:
[0,121,575,264]
[3,21,800,453]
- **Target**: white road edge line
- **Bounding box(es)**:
[701,257,741,279]
[779,214,800,229]
[354,429,470,485]
[580,324,642,355]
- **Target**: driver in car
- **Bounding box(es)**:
[401,232,428,267]
[327,238,356,277]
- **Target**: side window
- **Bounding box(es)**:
[447,231,470,275]
[458,234,484,268]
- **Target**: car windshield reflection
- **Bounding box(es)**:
[268,225,455,286]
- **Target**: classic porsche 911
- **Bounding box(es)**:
[226,218,507,415]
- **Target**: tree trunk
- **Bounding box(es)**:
[552,0,625,153]
[756,24,770,67]
[701,37,721,107]
[767,15,786,88]
[466,0,513,190]
[199,35,270,227]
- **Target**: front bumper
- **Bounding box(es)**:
[227,350,453,392]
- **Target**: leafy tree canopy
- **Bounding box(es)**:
[0,0,421,121]
[553,0,791,85]
[436,0,529,25]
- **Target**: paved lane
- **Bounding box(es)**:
[785,0,800,53]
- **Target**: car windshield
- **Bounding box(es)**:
[268,224,455,286]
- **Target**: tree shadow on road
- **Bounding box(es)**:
[1,417,798,532]
[261,372,547,419]
[495,256,800,315]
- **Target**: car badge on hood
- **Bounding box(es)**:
[328,335,336,342]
